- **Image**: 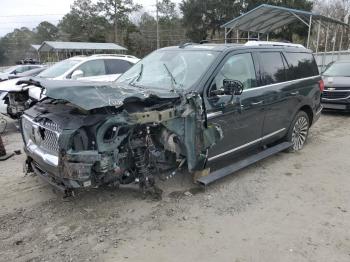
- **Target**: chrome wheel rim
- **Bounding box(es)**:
[291,116,308,151]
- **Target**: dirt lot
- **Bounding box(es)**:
[1,112,350,262]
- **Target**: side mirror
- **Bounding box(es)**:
[13,70,17,75]
[71,70,84,80]
[223,79,244,95]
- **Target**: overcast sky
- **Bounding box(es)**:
[0,0,181,37]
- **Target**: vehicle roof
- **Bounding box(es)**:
[160,42,312,53]
[65,54,139,63]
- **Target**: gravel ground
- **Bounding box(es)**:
[0,112,350,262]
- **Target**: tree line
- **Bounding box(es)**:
[0,0,348,66]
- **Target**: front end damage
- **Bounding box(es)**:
[22,89,222,196]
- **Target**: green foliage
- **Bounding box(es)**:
[97,0,141,43]
[34,22,59,43]
[0,0,319,65]
[0,27,36,65]
[58,0,110,42]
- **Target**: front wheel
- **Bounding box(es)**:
[286,111,310,152]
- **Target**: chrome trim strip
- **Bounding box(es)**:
[27,139,59,166]
[322,95,350,101]
[22,114,61,136]
[207,111,223,119]
[316,106,323,116]
[262,128,286,140]
[208,128,286,162]
[323,90,350,92]
[243,75,320,92]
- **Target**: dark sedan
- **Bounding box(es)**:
[322,61,350,111]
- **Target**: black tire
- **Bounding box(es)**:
[286,111,310,152]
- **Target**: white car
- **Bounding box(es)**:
[0,55,140,119]
[0,64,43,82]
[36,54,139,82]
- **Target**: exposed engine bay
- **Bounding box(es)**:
[22,91,222,197]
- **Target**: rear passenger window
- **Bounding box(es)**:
[77,60,106,77]
[284,52,319,80]
[260,52,286,85]
[105,59,133,75]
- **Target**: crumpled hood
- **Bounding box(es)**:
[29,78,181,111]
[0,77,29,92]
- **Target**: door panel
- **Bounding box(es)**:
[257,52,290,138]
[205,52,265,160]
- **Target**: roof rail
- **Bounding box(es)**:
[90,54,138,59]
[245,41,306,49]
[179,42,195,48]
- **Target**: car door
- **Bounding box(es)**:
[256,51,291,142]
[205,52,265,161]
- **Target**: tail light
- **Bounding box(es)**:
[319,79,325,93]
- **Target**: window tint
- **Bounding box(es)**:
[105,59,133,74]
[284,52,319,80]
[212,53,257,92]
[260,52,286,85]
[15,66,29,73]
[76,60,106,77]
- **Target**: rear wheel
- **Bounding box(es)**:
[286,111,310,152]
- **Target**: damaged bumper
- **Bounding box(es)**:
[21,93,223,193]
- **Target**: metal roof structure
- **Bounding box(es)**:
[222,4,349,51]
[38,41,127,52]
[30,44,41,51]
[222,4,347,34]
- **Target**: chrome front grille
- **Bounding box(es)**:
[322,91,350,100]
[22,115,61,156]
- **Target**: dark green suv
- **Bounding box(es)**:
[21,41,323,195]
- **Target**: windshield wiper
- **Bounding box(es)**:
[163,63,182,92]
[129,64,144,87]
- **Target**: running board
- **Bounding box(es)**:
[197,142,293,186]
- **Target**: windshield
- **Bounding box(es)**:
[37,59,80,78]
[323,62,350,77]
[3,65,18,73]
[116,49,218,90]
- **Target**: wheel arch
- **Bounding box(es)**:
[298,105,314,126]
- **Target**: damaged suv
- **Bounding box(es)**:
[21,41,322,196]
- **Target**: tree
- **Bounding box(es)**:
[157,0,178,23]
[0,27,36,65]
[97,0,141,43]
[58,0,109,42]
[34,21,59,43]
[180,0,241,42]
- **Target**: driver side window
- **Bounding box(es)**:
[211,53,257,94]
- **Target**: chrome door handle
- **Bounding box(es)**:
[290,91,299,95]
[251,101,263,106]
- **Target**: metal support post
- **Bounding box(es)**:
[316,21,321,54]
[307,15,313,49]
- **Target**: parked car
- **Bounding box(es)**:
[321,60,350,111]
[0,64,43,82]
[0,67,47,118]
[0,55,139,119]
[21,41,322,197]
[8,67,47,80]
[36,54,139,82]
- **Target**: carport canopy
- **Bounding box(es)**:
[222,4,349,49]
[38,41,127,53]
